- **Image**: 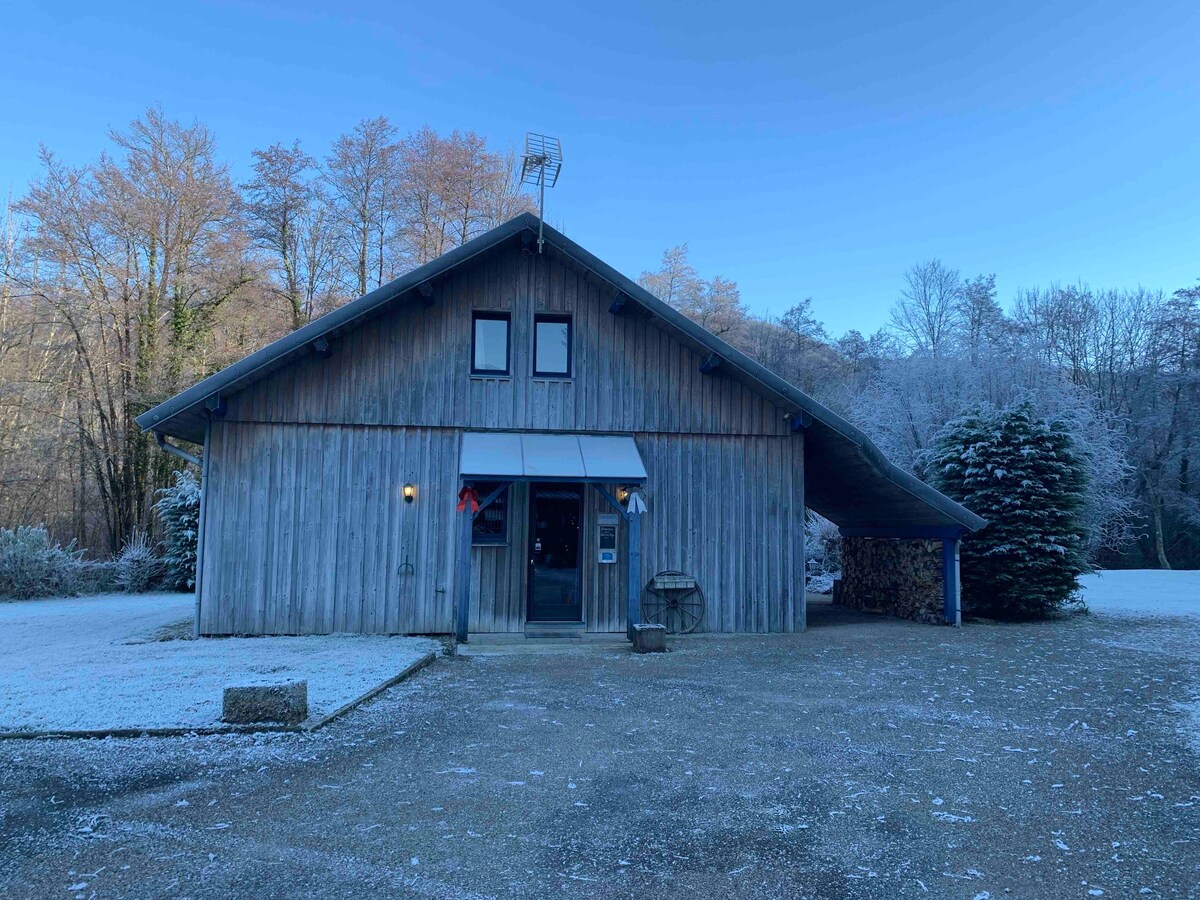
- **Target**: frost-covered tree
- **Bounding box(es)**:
[850,350,1134,559]
[889,260,962,357]
[1013,283,1199,567]
[958,273,1008,361]
[923,402,1089,620]
[804,512,842,593]
[115,530,165,594]
[154,469,201,590]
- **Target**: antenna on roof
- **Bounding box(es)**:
[520,132,562,254]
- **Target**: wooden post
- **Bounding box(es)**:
[455,498,473,643]
[942,536,961,626]
[452,482,508,644]
[626,508,642,641]
[193,419,212,639]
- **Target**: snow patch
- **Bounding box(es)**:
[1079,570,1200,618]
[932,811,973,823]
[0,592,438,732]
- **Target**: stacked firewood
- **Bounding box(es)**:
[838,537,944,624]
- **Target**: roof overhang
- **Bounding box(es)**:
[137,211,985,533]
[136,216,540,445]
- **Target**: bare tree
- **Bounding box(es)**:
[243,141,337,329]
[0,194,84,537]
[325,116,400,296]
[15,107,254,551]
[296,181,341,320]
[638,245,701,306]
[444,130,498,246]
[395,127,454,267]
[739,300,842,400]
[481,146,536,227]
[890,260,962,356]
[639,244,748,341]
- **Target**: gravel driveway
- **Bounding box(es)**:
[3,603,1199,898]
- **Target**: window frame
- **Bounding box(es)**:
[471,482,510,546]
[532,313,573,378]
[471,311,511,377]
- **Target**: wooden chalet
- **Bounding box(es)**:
[139,213,984,640]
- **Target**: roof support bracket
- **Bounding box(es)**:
[417,281,436,306]
[592,484,631,522]
[312,336,333,359]
[205,395,227,418]
[154,431,201,467]
[789,410,811,432]
[700,353,721,374]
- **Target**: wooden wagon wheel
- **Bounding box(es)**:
[642,570,705,634]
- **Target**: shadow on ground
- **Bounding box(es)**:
[804,596,885,628]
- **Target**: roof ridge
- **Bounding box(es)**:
[138,212,984,532]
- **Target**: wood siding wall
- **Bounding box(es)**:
[638,433,806,633]
[200,423,804,635]
[200,422,459,635]
[223,248,788,437]
[198,244,805,635]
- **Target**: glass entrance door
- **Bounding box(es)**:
[527,483,582,622]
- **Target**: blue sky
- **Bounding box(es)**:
[2,0,1198,335]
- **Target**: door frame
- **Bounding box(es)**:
[525,481,584,623]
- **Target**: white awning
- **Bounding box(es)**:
[460,433,647,482]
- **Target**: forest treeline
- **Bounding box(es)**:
[0,107,534,553]
[636,249,1199,569]
[1,107,1197,568]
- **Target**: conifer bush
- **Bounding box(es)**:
[923,402,1088,619]
[154,469,201,591]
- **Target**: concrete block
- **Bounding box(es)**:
[222,681,308,724]
[632,623,667,653]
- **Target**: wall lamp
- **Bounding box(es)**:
[617,485,630,504]
[403,483,416,503]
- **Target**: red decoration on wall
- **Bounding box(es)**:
[456,486,480,513]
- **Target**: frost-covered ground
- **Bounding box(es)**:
[2,585,1199,898]
[0,593,438,732]
[1080,570,1200,760]
[1080,569,1200,618]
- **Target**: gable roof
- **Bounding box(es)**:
[138,212,984,533]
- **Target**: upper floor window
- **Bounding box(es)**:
[472,311,510,375]
[534,314,572,377]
